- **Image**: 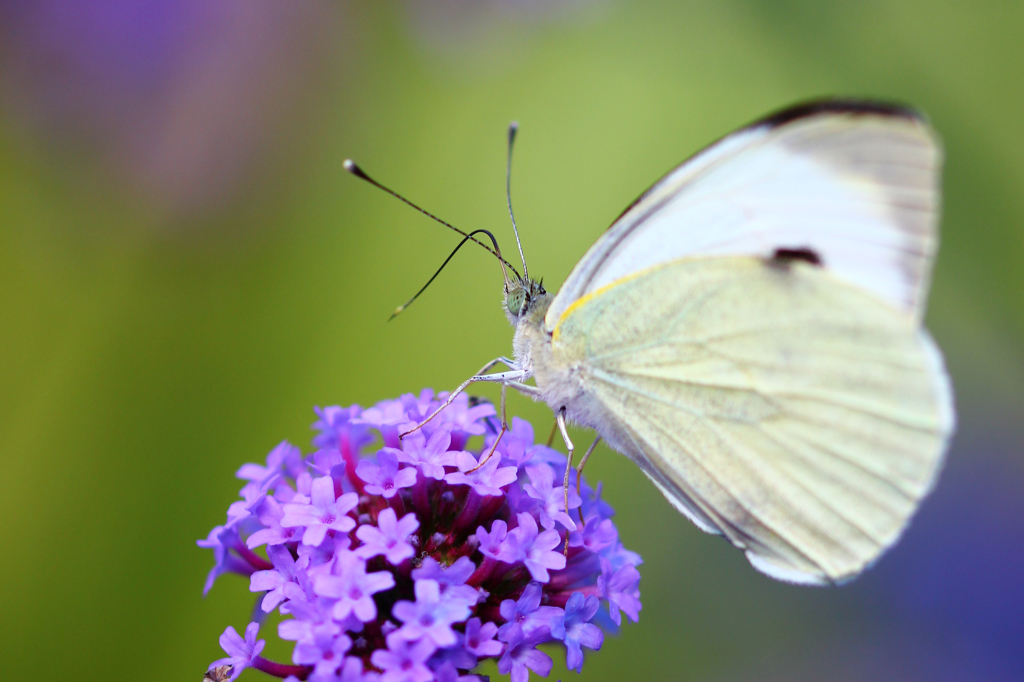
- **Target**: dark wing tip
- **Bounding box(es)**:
[756,98,925,129]
[606,98,928,229]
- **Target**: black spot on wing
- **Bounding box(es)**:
[770,247,823,267]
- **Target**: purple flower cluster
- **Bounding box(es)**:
[200,389,642,682]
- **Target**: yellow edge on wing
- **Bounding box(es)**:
[552,256,702,343]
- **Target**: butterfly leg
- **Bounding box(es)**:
[465,378,543,473]
[399,357,522,440]
[574,437,602,528]
[468,382,509,473]
[556,408,575,555]
[546,420,558,447]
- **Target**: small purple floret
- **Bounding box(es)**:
[552,591,603,672]
[497,582,563,640]
[281,475,359,547]
[475,519,507,561]
[315,551,396,623]
[249,544,308,612]
[209,623,265,681]
[523,463,579,532]
[500,513,566,582]
[445,452,518,497]
[599,558,642,626]
[387,428,459,481]
[356,508,420,565]
[392,578,473,647]
[497,626,553,682]
[463,617,502,658]
[357,450,418,499]
[371,637,436,682]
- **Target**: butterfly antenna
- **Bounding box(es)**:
[506,122,528,282]
[344,159,519,284]
[389,229,507,320]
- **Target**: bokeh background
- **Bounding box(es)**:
[1,1,1022,680]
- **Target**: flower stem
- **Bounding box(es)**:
[252,656,311,679]
[547,585,600,608]
[388,493,406,517]
[340,432,367,495]
[233,540,272,571]
[452,492,482,534]
[412,479,430,521]
[467,556,498,587]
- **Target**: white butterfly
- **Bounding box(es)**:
[351,100,955,585]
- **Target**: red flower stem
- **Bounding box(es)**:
[452,492,482,534]
[340,433,366,495]
[478,495,506,525]
[233,541,272,571]
[475,604,503,622]
[412,479,430,521]
[252,656,311,679]
[467,556,499,587]
[547,585,601,608]
[388,493,407,517]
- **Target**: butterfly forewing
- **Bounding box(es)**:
[545,103,942,333]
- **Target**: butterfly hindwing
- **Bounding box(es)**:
[549,256,952,583]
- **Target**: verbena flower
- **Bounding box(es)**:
[200,389,642,681]
[210,623,265,681]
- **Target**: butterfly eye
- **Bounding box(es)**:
[506,288,527,317]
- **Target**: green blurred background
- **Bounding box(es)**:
[1,1,1022,680]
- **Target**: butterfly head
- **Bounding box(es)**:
[504,276,547,325]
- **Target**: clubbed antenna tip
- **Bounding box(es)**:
[505,121,528,280]
[343,158,369,180]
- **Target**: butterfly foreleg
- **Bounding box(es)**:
[466,379,543,473]
[468,383,509,473]
[399,358,524,440]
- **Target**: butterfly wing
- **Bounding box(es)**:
[547,256,953,584]
[545,101,942,331]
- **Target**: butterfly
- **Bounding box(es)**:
[347,99,954,585]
